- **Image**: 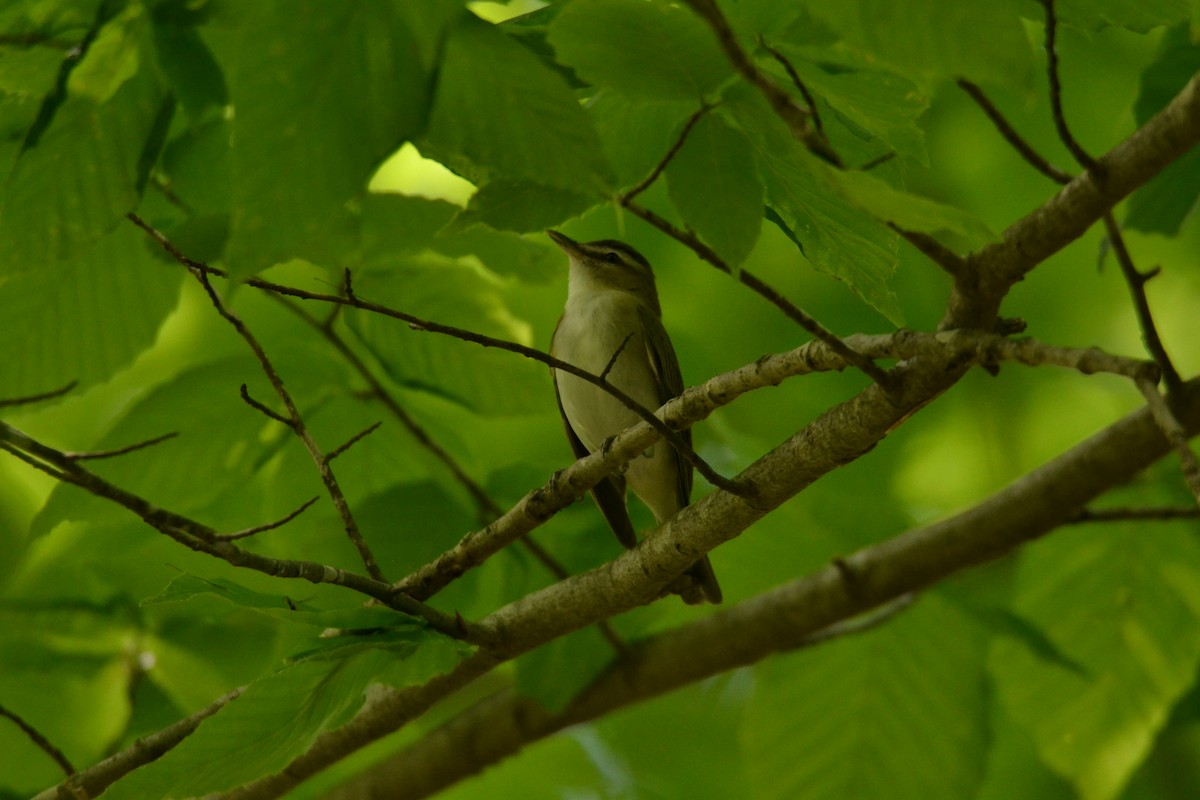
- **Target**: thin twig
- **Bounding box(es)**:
[192,268,387,582]
[683,0,840,165]
[0,421,485,642]
[325,422,383,463]
[1102,214,1182,390]
[859,151,897,172]
[623,200,893,388]
[758,38,823,133]
[239,384,294,428]
[1039,0,1101,172]
[957,79,1072,184]
[1136,377,1200,504]
[216,497,320,541]
[0,381,78,408]
[1068,507,1200,524]
[599,333,635,382]
[64,432,178,461]
[891,225,967,277]
[0,704,75,777]
[128,214,741,499]
[273,296,627,652]
[622,104,712,202]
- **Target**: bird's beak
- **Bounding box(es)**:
[547,229,584,259]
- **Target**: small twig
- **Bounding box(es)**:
[1136,377,1200,504]
[758,38,823,133]
[859,151,897,172]
[623,200,894,389]
[64,432,178,461]
[1068,507,1200,524]
[957,80,1073,184]
[891,225,967,277]
[150,174,192,214]
[1102,214,1182,391]
[325,422,383,464]
[216,497,320,541]
[0,381,78,408]
[0,422,484,642]
[239,384,294,428]
[129,214,742,500]
[683,0,840,165]
[273,296,628,651]
[0,33,77,50]
[599,333,635,382]
[1039,0,1101,173]
[622,104,713,202]
[0,703,76,777]
[192,269,387,583]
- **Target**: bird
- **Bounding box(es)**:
[548,229,722,604]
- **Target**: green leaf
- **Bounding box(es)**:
[727,91,903,324]
[800,0,1032,88]
[1126,25,1200,235]
[665,113,763,268]
[0,223,183,397]
[426,13,613,195]
[990,525,1200,800]
[101,650,395,800]
[0,5,172,278]
[361,193,459,259]
[514,626,611,711]
[1055,0,1192,32]
[745,596,988,800]
[150,22,228,122]
[225,1,431,279]
[761,50,930,164]
[589,91,698,190]
[345,256,550,415]
[547,0,732,100]
[454,178,598,233]
[30,357,302,537]
[829,169,996,248]
[144,572,421,630]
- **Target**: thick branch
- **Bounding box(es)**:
[280,377,1200,800]
[946,72,1200,328]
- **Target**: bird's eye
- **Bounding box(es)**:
[603,252,620,264]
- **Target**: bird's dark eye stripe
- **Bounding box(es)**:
[586,240,650,268]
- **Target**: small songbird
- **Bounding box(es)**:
[548,230,722,604]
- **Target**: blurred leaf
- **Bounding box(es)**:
[665,113,763,268]
[0,4,172,278]
[226,1,431,279]
[31,356,305,536]
[0,223,183,397]
[745,596,988,800]
[589,91,698,190]
[426,13,613,195]
[761,50,930,164]
[101,649,395,800]
[547,0,732,100]
[1055,0,1192,32]
[514,625,611,711]
[345,255,549,415]
[829,169,996,247]
[144,572,421,630]
[726,89,903,324]
[360,193,458,259]
[1126,26,1200,235]
[800,0,1032,87]
[990,525,1200,800]
[150,22,227,122]
[454,178,597,233]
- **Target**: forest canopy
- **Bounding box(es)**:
[1,1,1200,799]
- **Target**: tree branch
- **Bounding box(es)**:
[229,377,1200,800]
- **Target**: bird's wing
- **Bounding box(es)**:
[550,359,638,550]
[638,304,693,506]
